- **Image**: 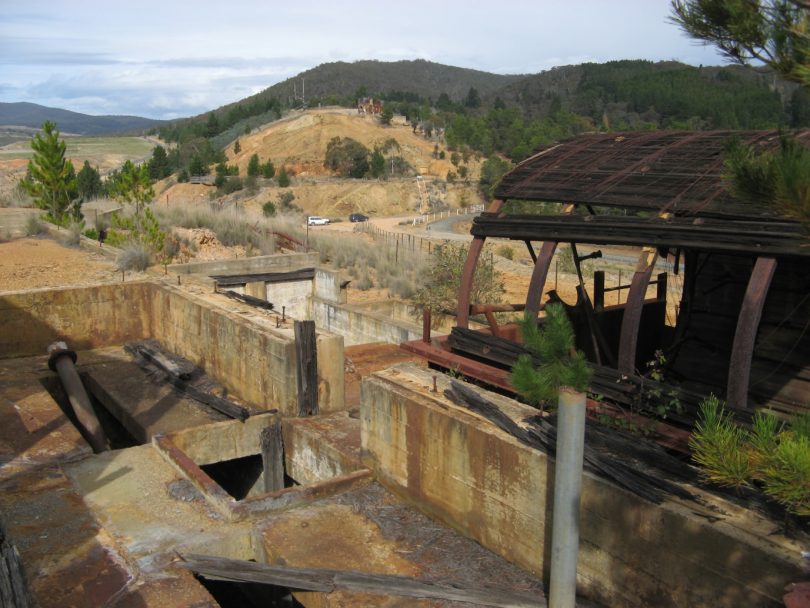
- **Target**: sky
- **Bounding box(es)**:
[0,0,728,120]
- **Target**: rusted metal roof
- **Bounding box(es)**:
[495,129,810,220]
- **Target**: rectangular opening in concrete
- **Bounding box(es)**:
[155,414,371,521]
[194,573,304,608]
[40,374,140,452]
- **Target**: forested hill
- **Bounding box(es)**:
[0,102,164,135]
[158,58,810,172]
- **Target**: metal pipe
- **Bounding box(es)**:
[47,342,109,452]
[548,388,586,608]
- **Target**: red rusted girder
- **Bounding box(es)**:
[457,199,504,328]
[617,248,659,374]
[727,257,778,409]
[525,241,558,317]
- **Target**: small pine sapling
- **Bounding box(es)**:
[511,303,591,411]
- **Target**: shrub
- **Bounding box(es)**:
[497,244,514,260]
[689,394,753,490]
[116,243,151,272]
[356,272,373,290]
[690,397,810,515]
[262,201,276,217]
[25,215,48,236]
[61,221,84,247]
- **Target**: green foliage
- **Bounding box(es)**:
[410,243,504,327]
[277,166,290,187]
[325,137,371,178]
[20,121,81,223]
[261,160,276,178]
[262,201,276,217]
[111,160,154,214]
[277,190,296,211]
[479,156,512,199]
[188,155,208,176]
[670,0,810,86]
[691,396,810,515]
[105,207,165,254]
[233,139,241,155]
[689,394,754,489]
[496,244,514,259]
[370,147,386,178]
[147,145,171,180]
[247,153,261,177]
[511,304,592,407]
[379,108,394,125]
[724,135,810,232]
[77,161,102,199]
[464,87,481,108]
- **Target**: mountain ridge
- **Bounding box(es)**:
[0,102,165,136]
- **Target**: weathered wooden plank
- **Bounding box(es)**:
[178,553,544,607]
[211,268,315,287]
[294,320,318,417]
[221,289,274,311]
[261,418,284,492]
[124,342,194,379]
[125,342,249,421]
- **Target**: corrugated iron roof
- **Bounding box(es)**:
[495,129,810,220]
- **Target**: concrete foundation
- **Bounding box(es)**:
[0,280,345,415]
[360,364,808,608]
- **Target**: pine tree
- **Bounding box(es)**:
[511,304,592,409]
[247,153,261,177]
[277,166,290,187]
[20,121,80,222]
[233,139,241,155]
[77,161,102,199]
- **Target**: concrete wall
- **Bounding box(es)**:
[0,280,345,416]
[266,281,312,320]
[0,282,154,358]
[168,252,318,276]
[360,365,805,608]
[151,282,344,415]
[312,298,423,346]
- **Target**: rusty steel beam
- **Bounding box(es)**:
[525,241,558,317]
[456,199,504,328]
[617,248,659,374]
[726,257,778,409]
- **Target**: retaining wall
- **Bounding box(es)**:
[360,364,806,608]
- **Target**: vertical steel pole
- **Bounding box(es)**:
[548,388,586,608]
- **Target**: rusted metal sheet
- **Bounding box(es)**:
[525,241,558,317]
[727,257,778,409]
[618,248,659,374]
[495,129,810,220]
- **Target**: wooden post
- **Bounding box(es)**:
[294,320,318,417]
[656,272,667,301]
[422,309,432,343]
[593,271,605,312]
[260,417,284,492]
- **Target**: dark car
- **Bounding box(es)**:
[349,213,369,222]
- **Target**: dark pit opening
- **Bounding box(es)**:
[201,454,265,500]
[195,574,304,607]
[40,376,139,452]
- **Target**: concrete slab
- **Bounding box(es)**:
[257,483,545,607]
[82,357,229,443]
[63,444,254,566]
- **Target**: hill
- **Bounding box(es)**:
[0,102,165,135]
[163,58,807,155]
